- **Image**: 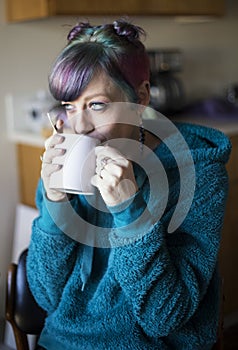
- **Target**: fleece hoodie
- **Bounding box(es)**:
[27,122,231,350]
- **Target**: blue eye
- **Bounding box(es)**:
[64,104,75,112]
[62,104,78,119]
[89,102,107,111]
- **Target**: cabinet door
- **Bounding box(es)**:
[220,180,238,315]
[220,135,238,315]
[54,0,225,16]
[175,0,224,16]
[54,0,175,16]
[6,0,53,22]
[17,144,44,208]
[6,0,225,21]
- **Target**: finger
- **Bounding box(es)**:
[41,163,62,178]
[45,134,65,150]
[55,119,64,134]
[100,168,119,186]
[91,174,99,188]
[45,135,54,149]
[95,145,124,160]
[91,173,115,191]
[42,147,65,165]
[96,157,129,175]
[109,157,129,168]
[96,150,128,166]
[98,162,124,179]
[95,145,107,154]
[96,146,130,169]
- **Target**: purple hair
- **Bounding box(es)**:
[49,19,150,102]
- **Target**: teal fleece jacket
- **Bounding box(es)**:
[27,122,231,350]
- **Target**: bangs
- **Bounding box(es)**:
[48,41,138,103]
[49,43,102,102]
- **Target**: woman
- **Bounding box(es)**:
[27,19,231,350]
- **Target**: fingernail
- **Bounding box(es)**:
[57,135,65,142]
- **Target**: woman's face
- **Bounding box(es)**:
[61,71,149,144]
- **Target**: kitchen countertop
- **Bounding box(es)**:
[171,116,238,136]
[170,97,238,136]
[8,130,45,147]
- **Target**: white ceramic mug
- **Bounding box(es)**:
[49,134,100,195]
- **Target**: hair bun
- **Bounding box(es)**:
[67,22,93,42]
[113,19,144,41]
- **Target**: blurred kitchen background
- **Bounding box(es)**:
[0,0,238,347]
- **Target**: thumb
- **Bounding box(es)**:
[47,112,64,134]
[54,119,64,134]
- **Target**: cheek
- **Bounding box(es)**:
[94,122,120,140]
[103,124,134,139]
[97,124,117,137]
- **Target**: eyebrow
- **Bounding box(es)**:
[61,92,112,104]
[84,93,110,101]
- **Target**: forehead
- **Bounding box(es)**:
[73,71,126,102]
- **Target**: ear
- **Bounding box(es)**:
[136,80,150,106]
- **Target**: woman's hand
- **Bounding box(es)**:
[91,146,138,206]
[41,128,67,202]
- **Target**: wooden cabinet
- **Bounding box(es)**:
[6,0,54,22]
[17,143,44,207]
[220,134,238,315]
[7,0,225,22]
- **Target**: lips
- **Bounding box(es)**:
[87,131,107,143]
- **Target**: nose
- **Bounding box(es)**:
[71,109,94,135]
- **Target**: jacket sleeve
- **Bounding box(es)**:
[109,161,228,337]
[26,180,80,313]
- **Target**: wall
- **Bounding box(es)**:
[0,0,238,342]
